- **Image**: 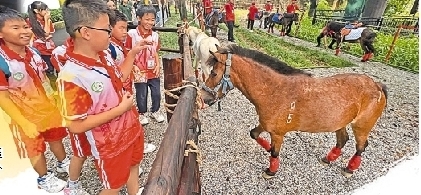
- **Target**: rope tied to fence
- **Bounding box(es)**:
[163,80,204,114]
[185,139,203,165]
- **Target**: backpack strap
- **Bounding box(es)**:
[109,44,117,60]
[0,55,11,81]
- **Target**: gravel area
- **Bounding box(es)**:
[45,21,418,195]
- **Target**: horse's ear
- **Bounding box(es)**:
[215,44,221,50]
[209,50,219,61]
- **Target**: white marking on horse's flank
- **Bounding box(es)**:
[290,101,296,110]
[287,114,293,123]
[286,101,296,123]
[377,91,382,102]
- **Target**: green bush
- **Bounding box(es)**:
[297,16,419,73]
[50,9,63,23]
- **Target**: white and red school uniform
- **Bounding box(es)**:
[51,38,94,158]
[109,37,135,93]
[0,43,67,159]
[125,27,161,81]
[57,48,144,189]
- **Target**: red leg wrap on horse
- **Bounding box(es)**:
[347,155,362,171]
[269,156,280,173]
[368,53,374,60]
[335,48,340,55]
[256,137,271,151]
[362,54,368,61]
[326,147,342,162]
[195,69,199,79]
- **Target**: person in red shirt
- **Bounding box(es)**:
[202,0,213,16]
[265,0,273,12]
[247,2,259,31]
[26,1,57,84]
[219,0,235,42]
[58,0,148,194]
[0,5,70,193]
[285,0,300,36]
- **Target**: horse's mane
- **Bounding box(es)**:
[207,44,312,76]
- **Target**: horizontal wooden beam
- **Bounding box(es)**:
[160,48,181,53]
[128,24,179,32]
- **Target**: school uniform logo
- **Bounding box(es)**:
[13,72,24,81]
[91,81,104,92]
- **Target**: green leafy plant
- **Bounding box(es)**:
[50,9,63,23]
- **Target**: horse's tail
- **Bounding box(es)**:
[376,82,388,104]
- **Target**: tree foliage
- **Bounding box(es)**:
[384,0,415,16]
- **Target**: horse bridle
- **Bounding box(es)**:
[201,52,234,104]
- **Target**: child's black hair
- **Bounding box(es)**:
[110,9,127,27]
[27,1,49,41]
[62,0,113,38]
[135,5,156,18]
[0,5,23,29]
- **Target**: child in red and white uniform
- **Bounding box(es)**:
[126,5,164,154]
[26,1,57,77]
[58,0,148,194]
[0,5,69,193]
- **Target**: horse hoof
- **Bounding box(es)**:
[262,169,276,179]
[319,157,330,166]
[361,59,367,62]
[341,168,354,178]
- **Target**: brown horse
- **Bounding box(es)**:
[201,44,388,179]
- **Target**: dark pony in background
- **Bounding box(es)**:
[267,12,299,36]
[205,9,220,37]
[317,21,377,62]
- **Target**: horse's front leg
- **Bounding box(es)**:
[262,133,285,179]
[320,127,349,165]
[335,35,342,55]
[250,124,270,152]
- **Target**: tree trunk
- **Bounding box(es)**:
[179,0,187,20]
[344,0,366,19]
[410,0,419,15]
[360,0,387,19]
[308,0,317,17]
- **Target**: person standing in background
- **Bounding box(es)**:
[247,2,258,31]
[219,0,235,42]
[285,0,300,36]
[120,0,134,21]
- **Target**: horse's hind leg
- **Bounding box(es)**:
[342,100,385,178]
[320,127,349,166]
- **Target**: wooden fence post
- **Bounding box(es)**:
[385,25,402,63]
[163,53,183,122]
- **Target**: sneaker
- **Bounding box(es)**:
[57,156,70,174]
[144,143,156,154]
[37,171,67,193]
[138,167,144,176]
[136,187,144,195]
[139,114,149,125]
[63,182,89,195]
[151,112,165,123]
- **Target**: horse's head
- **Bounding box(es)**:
[185,26,201,42]
[201,44,235,106]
